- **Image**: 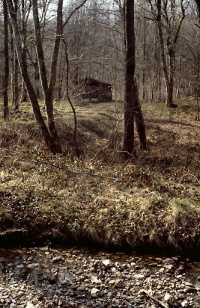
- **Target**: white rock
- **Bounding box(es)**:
[164,293,171,302]
[26,302,34,308]
[108,279,120,285]
[181,300,188,307]
[164,264,174,270]
[162,258,174,264]
[102,259,112,266]
[27,263,39,269]
[133,274,145,279]
[91,288,99,297]
[52,256,63,262]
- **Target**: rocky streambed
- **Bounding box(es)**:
[0,247,200,308]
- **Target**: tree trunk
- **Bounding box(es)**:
[45,0,63,141]
[3,0,9,120]
[166,79,174,107]
[166,45,175,107]
[142,14,146,102]
[32,0,63,146]
[20,0,29,103]
[123,0,147,155]
[34,60,40,98]
[13,51,19,111]
[123,0,135,155]
[156,0,170,105]
[195,0,200,22]
[13,0,19,112]
[133,78,147,150]
[20,79,28,102]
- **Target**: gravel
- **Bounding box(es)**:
[0,247,200,307]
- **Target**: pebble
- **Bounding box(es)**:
[0,247,200,307]
[102,259,112,267]
[91,287,99,297]
[164,292,171,302]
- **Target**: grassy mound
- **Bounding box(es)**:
[0,100,200,256]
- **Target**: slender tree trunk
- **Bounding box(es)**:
[157,0,174,107]
[13,51,19,111]
[156,0,171,106]
[123,0,147,155]
[3,0,9,120]
[195,0,200,22]
[20,0,29,103]
[142,14,146,102]
[133,79,147,150]
[20,79,28,102]
[32,0,63,146]
[34,60,40,97]
[13,0,19,111]
[123,0,135,155]
[58,43,64,100]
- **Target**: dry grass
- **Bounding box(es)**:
[0,99,200,256]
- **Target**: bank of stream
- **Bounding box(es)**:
[0,246,200,307]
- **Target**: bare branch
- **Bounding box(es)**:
[62,0,88,29]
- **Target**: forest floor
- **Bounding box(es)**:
[0,99,200,258]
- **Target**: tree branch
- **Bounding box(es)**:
[62,0,88,29]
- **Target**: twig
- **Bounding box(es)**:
[139,289,169,308]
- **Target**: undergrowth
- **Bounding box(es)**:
[0,100,199,256]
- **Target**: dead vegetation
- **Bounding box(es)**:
[0,100,199,256]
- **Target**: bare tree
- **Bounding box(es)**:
[148,0,187,107]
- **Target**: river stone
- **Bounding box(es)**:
[52,256,63,263]
[195,281,200,291]
[181,299,189,307]
[164,292,171,302]
[26,302,35,308]
[102,259,112,267]
[0,247,200,307]
[77,285,87,291]
[27,263,39,269]
[133,273,145,279]
[162,258,174,264]
[91,288,99,297]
